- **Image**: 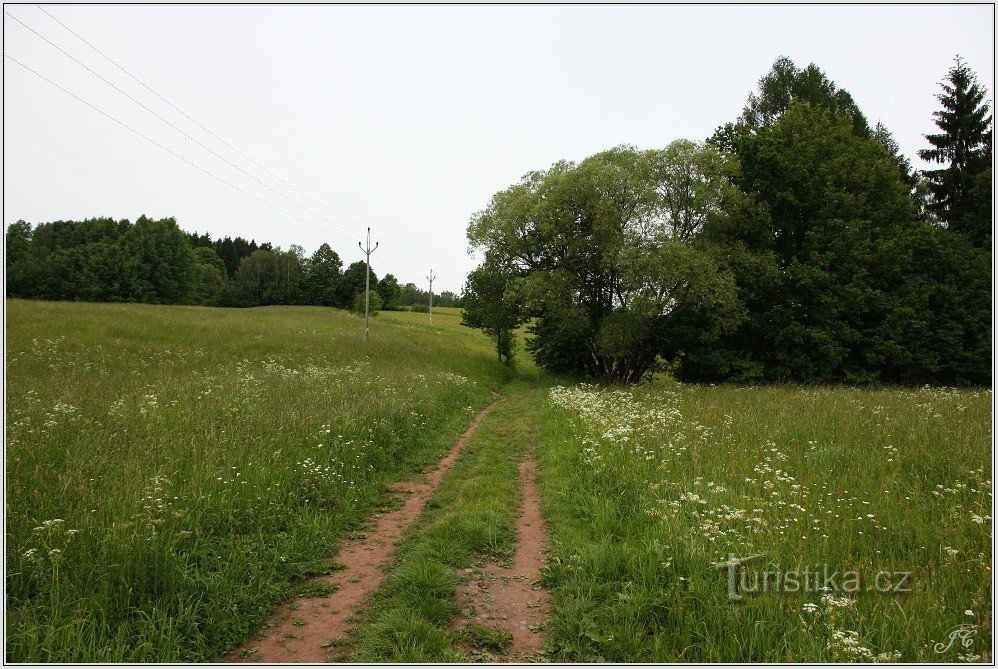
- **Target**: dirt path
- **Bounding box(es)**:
[453,450,551,661]
[224,402,497,663]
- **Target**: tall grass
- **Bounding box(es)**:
[5,299,507,662]
[537,381,992,662]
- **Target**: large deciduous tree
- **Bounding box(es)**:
[466,143,741,383]
[377,274,403,310]
[338,261,376,310]
[301,243,343,306]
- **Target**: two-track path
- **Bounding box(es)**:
[225,402,498,663]
[453,447,551,659]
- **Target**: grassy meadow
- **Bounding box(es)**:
[5,299,507,662]
[537,382,992,662]
[5,298,993,663]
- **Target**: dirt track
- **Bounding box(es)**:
[453,451,551,660]
[224,402,497,663]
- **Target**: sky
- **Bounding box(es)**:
[3,5,994,294]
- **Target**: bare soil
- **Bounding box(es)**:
[224,402,497,663]
[453,453,551,661]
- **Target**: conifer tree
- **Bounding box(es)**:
[918,57,993,246]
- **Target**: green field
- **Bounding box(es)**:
[537,383,992,662]
[5,299,992,662]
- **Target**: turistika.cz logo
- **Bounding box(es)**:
[714,554,912,602]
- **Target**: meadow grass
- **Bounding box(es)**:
[4,299,508,662]
[348,382,537,662]
[536,381,992,662]
[6,298,992,663]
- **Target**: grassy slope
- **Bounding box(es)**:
[5,300,509,662]
[536,381,992,662]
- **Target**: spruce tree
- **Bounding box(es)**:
[918,56,993,246]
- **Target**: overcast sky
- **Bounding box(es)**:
[4,5,993,293]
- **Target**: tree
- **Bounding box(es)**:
[225,249,276,307]
[267,245,304,305]
[683,57,990,386]
[400,282,427,307]
[874,121,919,193]
[352,289,382,315]
[377,274,403,310]
[468,143,741,383]
[437,290,461,308]
[6,221,32,267]
[338,261,375,310]
[918,56,993,247]
[192,246,227,305]
[730,56,869,137]
[301,243,342,306]
[121,216,198,304]
[461,261,525,366]
[687,103,920,382]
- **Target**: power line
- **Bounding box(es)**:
[19,8,435,279]
[4,54,354,243]
[381,244,425,273]
[34,5,368,233]
[6,9,360,240]
[373,255,422,286]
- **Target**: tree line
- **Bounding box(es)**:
[5,220,460,311]
[462,56,991,386]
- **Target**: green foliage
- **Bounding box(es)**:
[730,55,870,136]
[352,289,383,315]
[918,56,993,247]
[679,57,990,386]
[468,142,741,383]
[300,243,342,307]
[339,261,376,310]
[460,261,524,366]
[5,216,199,304]
[191,247,227,305]
[377,274,403,310]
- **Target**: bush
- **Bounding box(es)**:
[352,290,383,315]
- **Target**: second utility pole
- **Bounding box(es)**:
[359,227,378,342]
[427,269,436,325]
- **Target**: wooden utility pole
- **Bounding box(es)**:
[426,269,436,325]
[359,227,378,342]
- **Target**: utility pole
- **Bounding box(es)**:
[359,227,378,342]
[426,269,436,325]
